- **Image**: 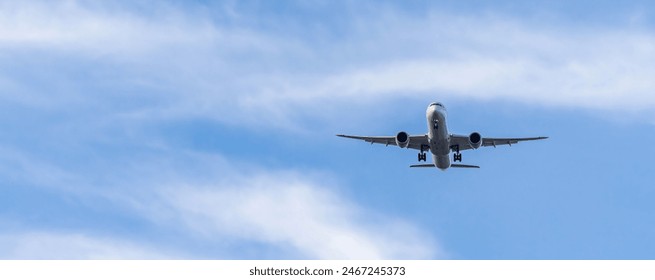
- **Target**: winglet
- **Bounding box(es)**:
[336,134,359,139]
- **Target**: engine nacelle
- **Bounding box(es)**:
[468,132,482,149]
[395,131,410,148]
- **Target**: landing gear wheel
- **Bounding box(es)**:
[418,152,427,162]
[453,153,462,162]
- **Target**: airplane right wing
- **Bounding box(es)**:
[336,134,429,151]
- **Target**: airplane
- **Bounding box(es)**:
[337,102,548,170]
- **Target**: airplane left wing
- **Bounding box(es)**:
[336,134,429,151]
[450,134,548,151]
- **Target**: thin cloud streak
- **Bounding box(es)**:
[145,173,441,259]
[0,143,442,259]
[1,0,653,260]
[256,18,655,113]
[0,1,215,55]
[2,2,654,129]
[101,155,443,259]
[0,232,171,259]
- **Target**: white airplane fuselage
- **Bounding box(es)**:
[426,103,451,170]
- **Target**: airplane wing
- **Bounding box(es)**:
[336,134,429,151]
[450,134,548,151]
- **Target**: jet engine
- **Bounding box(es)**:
[468,132,482,149]
[395,131,410,148]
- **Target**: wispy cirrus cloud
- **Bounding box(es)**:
[97,152,442,259]
[1,0,653,260]
[141,172,440,259]
[3,1,655,131]
[0,1,215,55]
[0,232,171,259]
[247,14,655,115]
[0,143,441,259]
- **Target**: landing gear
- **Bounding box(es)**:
[433,120,439,130]
[418,144,428,162]
[451,144,462,162]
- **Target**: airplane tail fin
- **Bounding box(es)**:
[410,163,480,168]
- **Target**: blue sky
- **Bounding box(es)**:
[1,0,654,259]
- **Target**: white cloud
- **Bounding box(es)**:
[250,15,655,115]
[2,2,654,128]
[0,1,211,55]
[2,1,653,259]
[133,170,441,259]
[0,143,442,259]
[0,147,83,192]
[0,232,170,259]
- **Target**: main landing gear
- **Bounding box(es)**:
[451,145,463,162]
[418,144,428,162]
[417,144,464,162]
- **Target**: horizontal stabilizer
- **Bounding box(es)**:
[410,164,435,168]
[410,163,480,168]
[451,164,480,168]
